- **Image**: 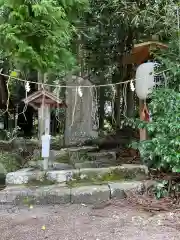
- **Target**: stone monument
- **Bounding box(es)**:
[65,76,98,145]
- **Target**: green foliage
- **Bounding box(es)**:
[81,0,179,77]
[133,88,180,171]
[82,0,140,76]
[155,38,180,91]
[0,0,88,73]
[0,152,20,173]
[4,126,20,140]
[153,180,180,200]
[140,0,179,40]
[153,180,168,199]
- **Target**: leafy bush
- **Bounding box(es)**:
[132,88,180,171]
[0,152,20,173]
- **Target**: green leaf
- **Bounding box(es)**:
[10,71,18,77]
[156,190,161,199]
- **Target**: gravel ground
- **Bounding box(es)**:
[0,200,179,240]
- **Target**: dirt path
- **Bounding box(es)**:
[0,200,179,240]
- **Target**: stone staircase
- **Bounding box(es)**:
[29,147,118,170]
[6,146,147,186]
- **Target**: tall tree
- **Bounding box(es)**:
[0,0,88,74]
[80,0,179,129]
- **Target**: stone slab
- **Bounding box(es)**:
[74,160,119,169]
[74,161,98,169]
[0,180,150,205]
[109,181,145,199]
[0,186,35,204]
[6,164,148,185]
[0,186,71,205]
[88,151,116,160]
[31,187,71,205]
[71,185,110,204]
[15,168,35,172]
[53,163,73,170]
[121,164,148,174]
[6,170,44,185]
[47,170,77,182]
[28,160,73,170]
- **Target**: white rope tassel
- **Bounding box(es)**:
[21,80,30,121]
[93,86,99,129]
[55,85,61,123]
[123,82,128,116]
[25,81,30,93]
[130,80,135,91]
[70,87,78,127]
[111,85,116,124]
[78,86,83,97]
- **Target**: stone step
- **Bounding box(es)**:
[28,161,73,170]
[0,180,154,205]
[6,164,148,185]
[74,160,119,169]
[28,157,119,170]
[29,148,118,170]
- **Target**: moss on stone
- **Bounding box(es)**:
[55,151,94,167]
[27,173,57,186]
[67,167,147,187]
[27,179,56,186]
[55,153,70,164]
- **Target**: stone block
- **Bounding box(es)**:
[6,170,43,185]
[53,163,73,170]
[33,187,71,205]
[74,161,97,169]
[71,185,110,204]
[121,164,148,175]
[0,186,71,205]
[47,170,66,183]
[0,186,35,205]
[109,181,145,199]
[88,151,116,162]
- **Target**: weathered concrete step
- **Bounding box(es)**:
[28,159,119,170]
[0,181,152,205]
[74,161,119,169]
[30,149,117,170]
[33,146,98,160]
[6,164,148,185]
